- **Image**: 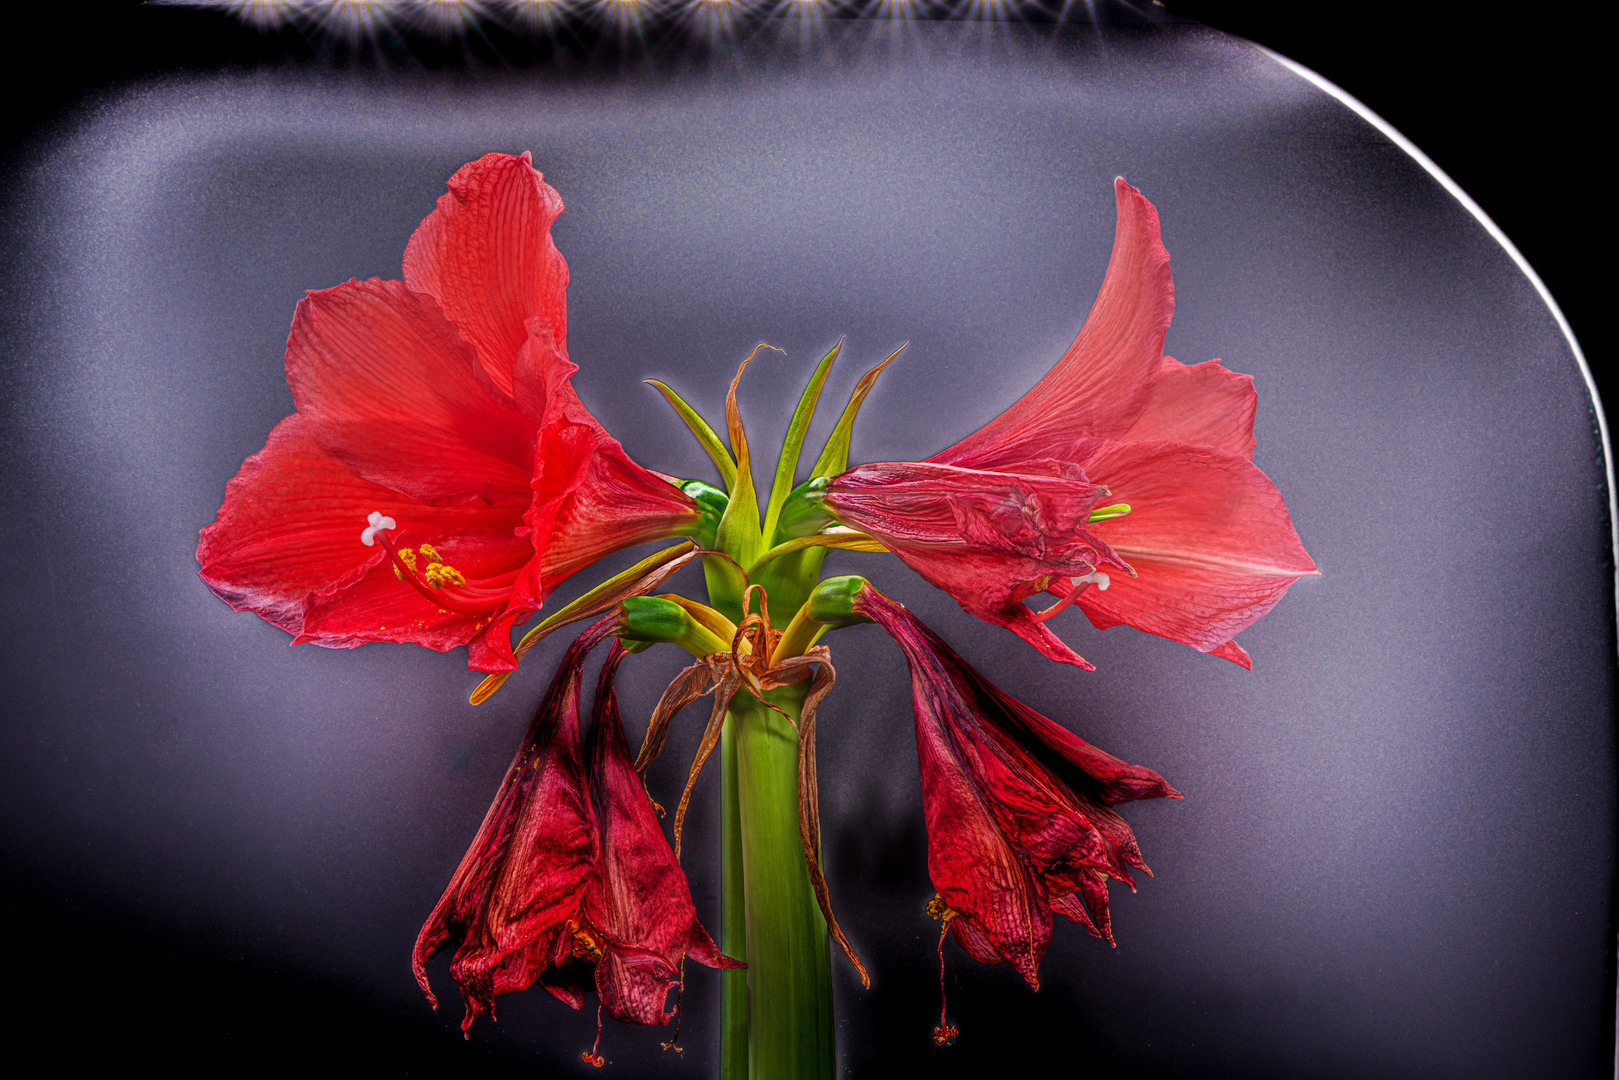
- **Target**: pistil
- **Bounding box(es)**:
[359,511,508,616]
[1029,570,1111,624]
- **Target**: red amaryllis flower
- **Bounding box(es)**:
[197,152,699,672]
[826,178,1315,670]
[853,584,1179,988]
[413,617,738,1033]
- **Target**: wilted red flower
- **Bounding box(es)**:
[826,178,1316,670]
[853,584,1179,989]
[413,617,738,1034]
[822,460,1132,670]
[197,152,699,672]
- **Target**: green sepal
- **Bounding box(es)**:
[618,595,731,657]
[762,339,841,545]
[647,379,738,490]
[808,343,905,480]
[680,479,729,549]
[805,575,874,627]
[774,477,833,539]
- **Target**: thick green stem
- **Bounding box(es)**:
[720,716,749,1080]
[726,683,834,1080]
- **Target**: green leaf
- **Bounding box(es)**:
[747,529,886,576]
[808,342,906,480]
[646,379,737,490]
[762,339,841,546]
[708,345,777,619]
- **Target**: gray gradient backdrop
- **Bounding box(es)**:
[1,22,1611,1078]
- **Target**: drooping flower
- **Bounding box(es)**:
[824,178,1316,669]
[413,615,609,1030]
[578,639,743,1026]
[197,152,700,672]
[852,584,1180,989]
[413,617,738,1034]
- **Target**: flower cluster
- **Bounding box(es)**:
[199,153,1315,1061]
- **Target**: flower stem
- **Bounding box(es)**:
[726,682,835,1079]
[720,715,749,1080]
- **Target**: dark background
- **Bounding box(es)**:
[3,0,1601,405]
[0,2,1608,1074]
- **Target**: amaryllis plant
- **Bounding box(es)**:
[199,151,1315,1076]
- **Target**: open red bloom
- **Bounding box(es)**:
[413,618,737,1031]
[197,153,699,672]
[827,178,1315,669]
[854,585,1179,985]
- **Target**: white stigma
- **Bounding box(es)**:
[1072,571,1110,592]
[360,512,396,547]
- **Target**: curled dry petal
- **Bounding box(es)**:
[781,647,869,986]
[636,644,868,984]
[824,460,1129,669]
[413,615,615,1028]
[855,585,1178,983]
[415,620,737,1031]
[583,642,742,1026]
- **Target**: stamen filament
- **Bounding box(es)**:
[367,522,505,616]
[1029,571,1111,624]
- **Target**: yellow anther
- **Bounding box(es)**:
[423,561,467,589]
[926,894,957,924]
[567,918,604,961]
[392,548,420,580]
[418,543,441,565]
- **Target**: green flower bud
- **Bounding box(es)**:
[680,479,729,549]
[618,596,691,644]
[805,575,874,628]
[776,476,833,538]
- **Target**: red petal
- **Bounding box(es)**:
[1073,439,1317,652]
[858,589,1179,986]
[916,696,1052,989]
[932,178,1173,470]
[197,415,528,644]
[517,388,700,607]
[826,461,1111,556]
[1208,638,1253,669]
[825,461,1123,668]
[403,151,569,400]
[286,277,535,506]
[584,643,741,1026]
[1118,357,1257,460]
[413,620,614,1028]
[296,525,534,663]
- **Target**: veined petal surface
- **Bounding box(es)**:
[286,276,536,505]
[932,178,1173,470]
[197,414,529,648]
[1069,439,1317,652]
[403,151,570,400]
[1118,357,1257,459]
[855,587,1178,978]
